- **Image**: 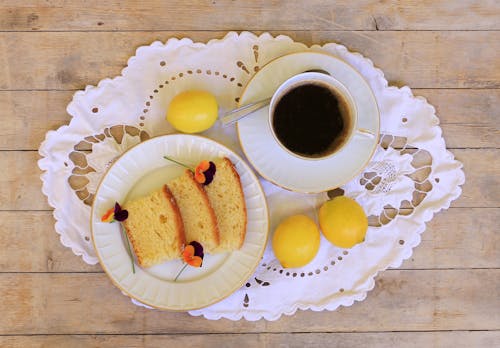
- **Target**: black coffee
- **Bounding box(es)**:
[272,83,350,157]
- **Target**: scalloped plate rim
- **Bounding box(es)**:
[90,134,269,311]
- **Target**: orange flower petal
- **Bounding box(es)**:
[182,245,195,262]
[194,172,206,184]
[198,160,210,171]
[186,256,203,267]
[101,207,115,222]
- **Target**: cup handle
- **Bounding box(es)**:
[355,128,376,139]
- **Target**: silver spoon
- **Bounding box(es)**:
[221,69,330,126]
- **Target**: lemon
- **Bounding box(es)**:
[272,214,320,268]
[167,90,218,133]
[319,196,368,248]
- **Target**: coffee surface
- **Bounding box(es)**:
[272,83,347,157]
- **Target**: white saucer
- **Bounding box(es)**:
[237,51,380,193]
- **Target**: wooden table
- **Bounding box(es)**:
[1,1,499,347]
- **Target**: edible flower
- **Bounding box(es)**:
[174,241,204,281]
[163,156,217,185]
[101,202,129,222]
[101,202,135,274]
[194,160,216,185]
[182,241,204,267]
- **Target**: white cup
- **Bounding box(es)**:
[269,72,371,160]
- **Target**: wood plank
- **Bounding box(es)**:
[0,151,49,210]
[452,149,499,208]
[1,0,498,31]
[401,208,499,269]
[1,208,497,272]
[1,331,498,348]
[0,31,498,90]
[0,211,99,272]
[415,89,500,149]
[1,89,498,151]
[1,270,498,334]
[415,89,500,126]
[6,149,496,210]
[309,31,500,89]
[0,91,72,150]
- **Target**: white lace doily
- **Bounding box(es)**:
[38,32,465,321]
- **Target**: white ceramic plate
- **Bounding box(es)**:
[237,51,380,193]
[91,134,269,310]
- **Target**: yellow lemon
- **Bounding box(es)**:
[167,90,218,133]
[319,196,368,248]
[272,214,320,268]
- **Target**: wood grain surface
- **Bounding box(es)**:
[0,31,498,89]
[0,1,498,347]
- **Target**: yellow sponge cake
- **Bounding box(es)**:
[206,157,247,252]
[123,185,185,267]
[167,170,220,252]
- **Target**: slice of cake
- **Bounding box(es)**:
[205,157,247,253]
[123,185,185,268]
[167,170,220,252]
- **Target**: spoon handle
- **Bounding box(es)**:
[221,70,330,126]
[221,97,271,126]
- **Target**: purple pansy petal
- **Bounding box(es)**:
[115,209,128,221]
[113,202,128,221]
[189,241,204,259]
[207,161,216,175]
[202,161,216,185]
[203,172,215,185]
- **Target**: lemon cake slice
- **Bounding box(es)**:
[206,157,247,252]
[167,170,220,252]
[123,185,185,268]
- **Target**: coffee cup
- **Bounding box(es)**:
[269,72,373,160]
